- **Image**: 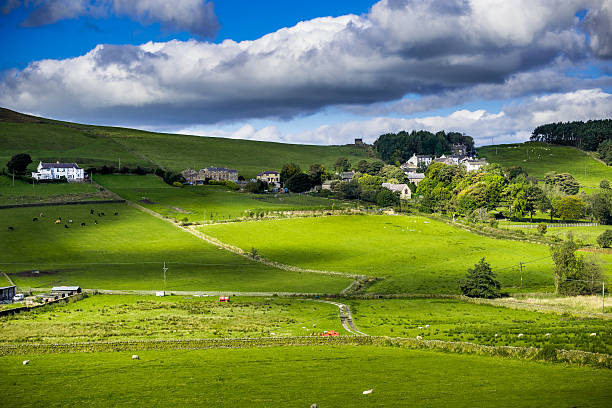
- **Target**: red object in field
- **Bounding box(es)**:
[319,330,339,337]
[219,296,230,302]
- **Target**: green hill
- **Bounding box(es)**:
[0,108,372,178]
[478,142,612,190]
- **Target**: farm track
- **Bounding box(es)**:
[124,200,370,294]
[314,299,368,336]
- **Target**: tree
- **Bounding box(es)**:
[247,179,268,194]
[601,179,610,189]
[308,164,325,186]
[588,192,612,224]
[376,189,399,207]
[459,258,502,299]
[6,153,32,175]
[339,180,361,199]
[334,157,351,173]
[544,172,580,195]
[525,185,547,222]
[285,173,312,193]
[379,165,407,183]
[597,230,612,248]
[280,163,302,184]
[537,223,547,235]
[555,196,586,221]
[551,239,605,295]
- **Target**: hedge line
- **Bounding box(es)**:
[1,336,609,368]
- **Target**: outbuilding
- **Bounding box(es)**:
[51,286,82,296]
[0,285,16,302]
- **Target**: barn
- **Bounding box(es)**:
[51,286,82,296]
[0,285,16,302]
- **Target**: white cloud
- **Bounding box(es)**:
[184,89,612,147]
[3,0,219,37]
[0,0,610,128]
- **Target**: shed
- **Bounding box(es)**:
[0,285,16,302]
[51,286,82,295]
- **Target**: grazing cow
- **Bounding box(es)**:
[90,209,95,215]
[55,220,61,224]
[32,217,38,222]
[64,224,69,229]
[94,220,98,225]
[114,212,118,216]
[101,212,105,216]
[81,222,86,227]
[39,212,44,217]
[8,226,14,231]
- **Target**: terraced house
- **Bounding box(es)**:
[31,161,85,182]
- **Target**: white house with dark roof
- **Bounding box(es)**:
[257,171,280,187]
[31,161,85,182]
[382,183,412,199]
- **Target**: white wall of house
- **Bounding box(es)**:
[31,162,85,181]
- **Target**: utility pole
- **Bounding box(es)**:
[163,262,168,291]
[603,282,606,314]
[519,262,523,289]
[12,171,15,187]
[118,157,121,169]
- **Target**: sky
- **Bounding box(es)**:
[0,0,611,147]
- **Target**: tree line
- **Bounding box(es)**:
[373,130,475,164]
[530,119,612,153]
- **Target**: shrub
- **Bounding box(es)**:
[597,230,612,248]
[537,223,547,235]
[459,258,502,299]
[172,181,183,188]
[600,179,610,189]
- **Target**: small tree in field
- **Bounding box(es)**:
[6,153,32,175]
[459,258,502,299]
[597,230,612,248]
[551,239,605,295]
[537,223,547,235]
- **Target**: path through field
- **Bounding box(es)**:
[315,299,368,336]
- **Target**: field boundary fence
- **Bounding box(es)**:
[0,199,126,210]
[506,223,600,229]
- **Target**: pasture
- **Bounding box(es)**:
[94,174,356,222]
[0,204,352,293]
[0,175,116,205]
[478,142,612,190]
[0,295,346,343]
[348,298,611,354]
[200,215,577,294]
[1,346,610,407]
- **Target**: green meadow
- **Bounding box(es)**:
[95,174,356,222]
[478,142,612,190]
[1,346,610,407]
[0,204,351,292]
[0,175,115,205]
[348,298,611,354]
[0,295,346,343]
[200,215,574,294]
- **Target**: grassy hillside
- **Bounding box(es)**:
[0,108,372,178]
[0,203,351,292]
[200,215,573,294]
[478,142,612,190]
[2,347,610,407]
[95,174,356,222]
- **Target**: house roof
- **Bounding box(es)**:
[0,285,16,290]
[382,183,410,192]
[405,172,425,179]
[40,162,81,169]
[258,171,279,176]
[51,286,81,291]
[205,167,238,172]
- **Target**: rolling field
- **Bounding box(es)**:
[0,295,346,343]
[1,346,610,407]
[348,298,610,354]
[507,224,612,246]
[200,215,573,294]
[0,175,116,205]
[0,109,372,178]
[0,204,351,292]
[95,174,355,222]
[478,142,612,190]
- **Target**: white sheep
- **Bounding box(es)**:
[494,333,498,337]
[425,324,429,328]
[545,333,551,337]
[132,355,139,360]
[590,333,597,337]
[362,389,373,395]
[416,335,422,340]
[518,333,524,338]
[22,360,29,365]
[418,326,423,329]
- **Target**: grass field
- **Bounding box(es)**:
[508,224,612,246]
[348,298,611,354]
[1,346,610,407]
[0,175,116,205]
[200,215,578,294]
[95,174,356,222]
[0,295,346,343]
[0,110,372,178]
[0,204,351,292]
[478,142,612,190]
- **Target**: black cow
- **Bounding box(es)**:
[8,226,14,231]
[64,224,69,229]
[90,209,95,215]
[81,222,86,227]
[114,212,118,216]
[32,217,38,222]
[94,220,98,225]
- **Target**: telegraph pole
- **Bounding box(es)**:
[163,262,168,291]
[519,262,523,289]
[603,282,606,314]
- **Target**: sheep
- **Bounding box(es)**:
[32,217,38,222]
[55,219,61,224]
[494,333,498,337]
[132,355,139,360]
[416,335,422,340]
[418,326,423,329]
[39,212,44,217]
[590,333,597,337]
[425,324,429,328]
[518,333,524,338]
[64,224,69,229]
[545,333,551,337]
[22,360,29,365]
[8,226,14,231]
[362,389,373,395]
[80,222,86,227]
[68,219,72,223]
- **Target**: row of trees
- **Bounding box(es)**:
[530,119,612,151]
[373,130,474,163]
[415,161,606,222]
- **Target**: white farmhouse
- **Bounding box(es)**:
[404,153,432,168]
[31,161,85,182]
[461,158,488,172]
[382,183,412,199]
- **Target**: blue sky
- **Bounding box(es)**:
[1,0,611,146]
